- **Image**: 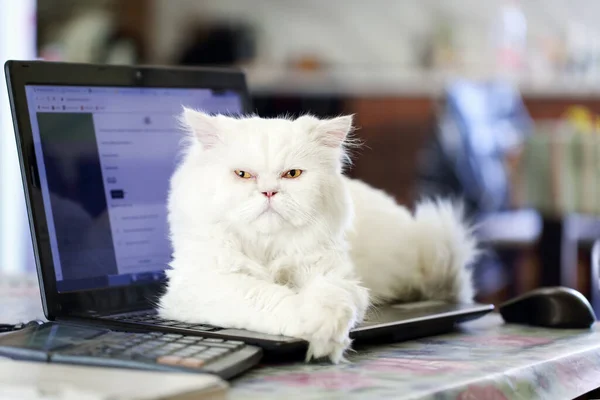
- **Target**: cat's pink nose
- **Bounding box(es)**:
[262,191,278,198]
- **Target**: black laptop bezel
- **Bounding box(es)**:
[4,60,251,320]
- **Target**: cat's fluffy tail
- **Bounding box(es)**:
[412,199,478,303]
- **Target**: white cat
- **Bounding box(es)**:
[158,109,477,363]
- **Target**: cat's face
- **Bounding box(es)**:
[171,110,353,236]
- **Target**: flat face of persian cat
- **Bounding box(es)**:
[172,109,353,236]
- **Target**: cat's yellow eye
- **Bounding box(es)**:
[282,169,303,179]
[234,170,253,179]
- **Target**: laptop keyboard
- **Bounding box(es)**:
[57,331,248,370]
[106,311,223,332]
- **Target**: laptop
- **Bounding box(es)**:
[5,60,493,356]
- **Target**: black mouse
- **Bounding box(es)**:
[499,286,596,329]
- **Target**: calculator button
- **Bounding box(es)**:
[162,343,185,350]
[200,342,237,349]
[152,349,173,356]
[203,349,229,358]
[157,356,182,366]
[179,358,205,368]
[186,345,208,352]
[192,353,213,361]
[171,351,195,358]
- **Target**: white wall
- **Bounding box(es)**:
[149,0,600,70]
[0,0,37,274]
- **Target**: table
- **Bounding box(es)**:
[231,315,600,400]
[3,276,600,400]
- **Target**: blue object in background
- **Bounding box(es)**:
[441,79,533,214]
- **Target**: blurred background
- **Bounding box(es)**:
[1,0,600,308]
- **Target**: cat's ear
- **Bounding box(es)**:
[312,115,354,148]
[180,108,222,149]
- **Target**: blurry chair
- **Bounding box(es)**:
[561,215,600,291]
[592,240,600,317]
[417,80,541,299]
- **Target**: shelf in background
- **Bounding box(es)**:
[245,67,600,98]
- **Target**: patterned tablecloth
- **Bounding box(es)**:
[231,315,600,400]
[2,277,600,400]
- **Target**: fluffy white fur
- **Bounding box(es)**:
[159,110,477,363]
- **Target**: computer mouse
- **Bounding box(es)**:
[499,286,596,329]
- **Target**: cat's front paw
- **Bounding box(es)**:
[299,300,356,363]
[306,333,351,363]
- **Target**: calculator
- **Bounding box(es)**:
[0,322,262,379]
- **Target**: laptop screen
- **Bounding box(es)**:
[24,85,244,292]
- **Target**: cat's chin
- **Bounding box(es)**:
[248,210,287,235]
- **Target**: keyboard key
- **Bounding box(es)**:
[176,338,197,344]
[202,338,224,343]
[182,336,203,342]
[164,334,183,339]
